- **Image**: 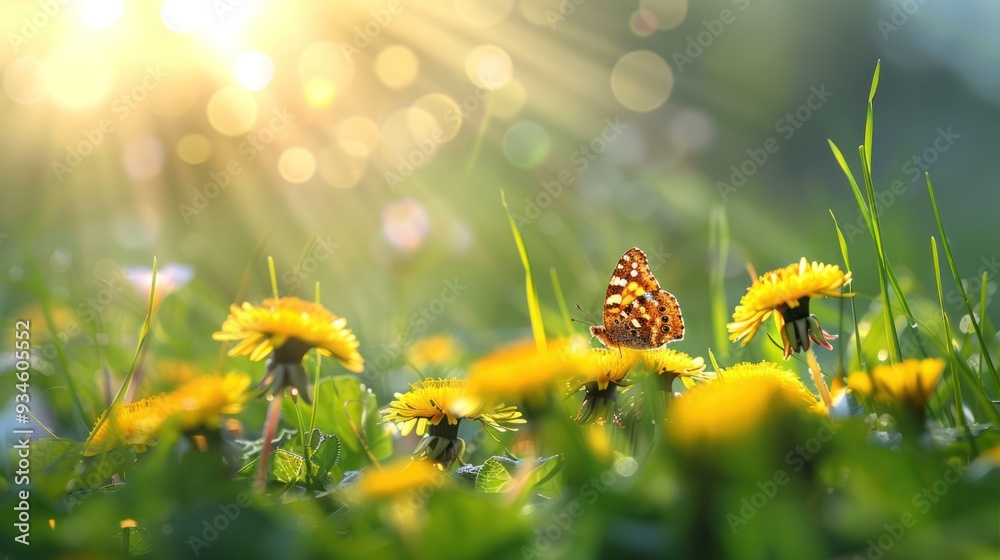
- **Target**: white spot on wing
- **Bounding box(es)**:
[630,269,638,277]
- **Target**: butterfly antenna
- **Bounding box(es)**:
[574,304,598,326]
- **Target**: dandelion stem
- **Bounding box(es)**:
[255,395,283,492]
[806,348,833,410]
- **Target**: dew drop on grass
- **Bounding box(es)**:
[877,349,889,361]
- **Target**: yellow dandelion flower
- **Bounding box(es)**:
[84,373,251,456]
[571,349,640,425]
[381,378,525,437]
[84,396,175,456]
[171,372,251,430]
[728,258,852,359]
[642,347,708,390]
[847,358,944,414]
[467,337,586,405]
[578,348,640,390]
[381,378,525,468]
[718,361,824,412]
[406,335,461,371]
[348,460,445,501]
[212,297,363,402]
[670,361,822,444]
[669,377,780,445]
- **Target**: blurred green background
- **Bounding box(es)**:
[2,0,998,379]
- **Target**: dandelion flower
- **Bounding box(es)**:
[572,349,639,425]
[669,361,822,444]
[728,258,852,359]
[84,396,175,456]
[467,337,586,405]
[406,334,461,371]
[84,372,251,456]
[171,372,251,430]
[213,297,363,403]
[381,378,525,468]
[847,358,945,416]
[348,460,444,501]
[641,347,708,390]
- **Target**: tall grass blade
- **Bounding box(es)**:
[926,173,1000,393]
[501,190,547,351]
[830,210,864,370]
[708,207,730,357]
[82,258,158,454]
[933,238,971,435]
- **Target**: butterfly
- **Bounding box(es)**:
[590,247,684,349]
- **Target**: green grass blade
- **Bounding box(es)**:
[309,282,322,436]
[932,238,971,434]
[501,190,547,351]
[708,207,730,356]
[860,146,901,362]
[828,139,873,232]
[868,60,881,103]
[830,210,865,370]
[550,267,574,337]
[82,258,158,453]
[865,58,879,169]
[979,272,989,403]
[926,173,1000,393]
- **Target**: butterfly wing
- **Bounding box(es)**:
[601,247,661,330]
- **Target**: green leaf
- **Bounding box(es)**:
[269,449,305,484]
[516,455,564,501]
[475,457,515,493]
[30,438,82,474]
[501,189,547,351]
[285,376,391,471]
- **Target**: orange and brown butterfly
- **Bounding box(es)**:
[590,247,684,349]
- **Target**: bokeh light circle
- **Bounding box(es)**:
[177,134,213,164]
[317,143,368,189]
[490,79,528,119]
[4,57,48,105]
[502,121,551,169]
[611,50,673,112]
[382,198,430,251]
[44,41,114,111]
[667,108,716,153]
[206,87,258,136]
[81,0,124,29]
[630,9,659,37]
[413,94,463,141]
[160,0,210,33]
[465,44,513,89]
[335,117,381,156]
[299,42,354,107]
[234,51,274,91]
[639,0,688,30]
[278,147,317,184]
[375,46,419,89]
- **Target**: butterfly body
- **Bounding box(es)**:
[590,247,684,349]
